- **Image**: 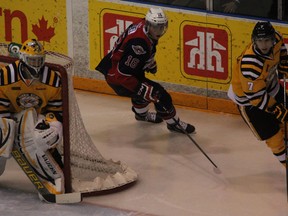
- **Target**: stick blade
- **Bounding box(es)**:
[213,167,222,174]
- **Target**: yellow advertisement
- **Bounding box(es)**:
[0,0,68,54]
[89,1,288,92]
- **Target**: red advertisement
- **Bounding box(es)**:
[183,25,229,80]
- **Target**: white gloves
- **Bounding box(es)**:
[34,113,63,152]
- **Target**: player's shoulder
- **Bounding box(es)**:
[239,44,266,80]
[275,31,283,41]
[127,20,151,44]
[0,60,20,85]
[39,66,62,88]
[241,44,262,62]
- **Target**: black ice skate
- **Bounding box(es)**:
[167,119,195,134]
[132,107,163,123]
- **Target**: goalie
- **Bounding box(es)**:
[0,39,64,197]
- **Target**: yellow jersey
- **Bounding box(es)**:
[228,31,287,110]
[0,60,62,118]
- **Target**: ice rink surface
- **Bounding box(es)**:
[1,90,288,216]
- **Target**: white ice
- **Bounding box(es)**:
[0,90,287,216]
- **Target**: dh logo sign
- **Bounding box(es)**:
[182,24,229,80]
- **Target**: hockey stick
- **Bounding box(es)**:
[160,104,221,174]
[283,74,288,202]
[11,147,82,204]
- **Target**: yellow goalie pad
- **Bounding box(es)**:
[13,108,65,194]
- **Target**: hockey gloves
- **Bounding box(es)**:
[145,59,157,74]
[278,55,288,74]
[136,82,159,103]
[267,102,288,123]
[146,61,157,74]
[34,113,63,152]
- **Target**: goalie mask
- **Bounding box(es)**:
[252,21,276,55]
[145,8,168,40]
[19,39,46,78]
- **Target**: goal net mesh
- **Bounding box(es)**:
[0,42,138,194]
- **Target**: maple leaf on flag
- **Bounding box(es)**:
[32,16,55,42]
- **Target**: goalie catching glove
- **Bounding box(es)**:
[267,102,288,123]
[35,113,63,152]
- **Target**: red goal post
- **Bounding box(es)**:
[0,43,138,196]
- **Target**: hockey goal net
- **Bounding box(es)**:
[0,42,138,195]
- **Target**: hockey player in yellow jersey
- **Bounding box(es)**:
[0,39,65,198]
[228,21,288,166]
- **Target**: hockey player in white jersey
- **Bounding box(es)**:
[0,39,64,198]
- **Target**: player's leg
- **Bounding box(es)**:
[238,105,286,166]
[131,96,163,123]
[107,81,163,123]
[142,79,195,133]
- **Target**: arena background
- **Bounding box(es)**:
[1,0,287,114]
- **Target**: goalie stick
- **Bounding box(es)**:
[11,146,82,204]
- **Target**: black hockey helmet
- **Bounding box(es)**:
[252,21,275,42]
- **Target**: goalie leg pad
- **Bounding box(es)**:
[13,108,65,194]
[0,118,16,158]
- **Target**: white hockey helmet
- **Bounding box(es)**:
[145,8,168,40]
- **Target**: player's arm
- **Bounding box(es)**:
[0,67,13,119]
[276,32,288,74]
[241,75,288,123]
[240,77,277,109]
[0,67,16,159]
[42,87,63,146]
[38,71,63,147]
[239,55,277,110]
